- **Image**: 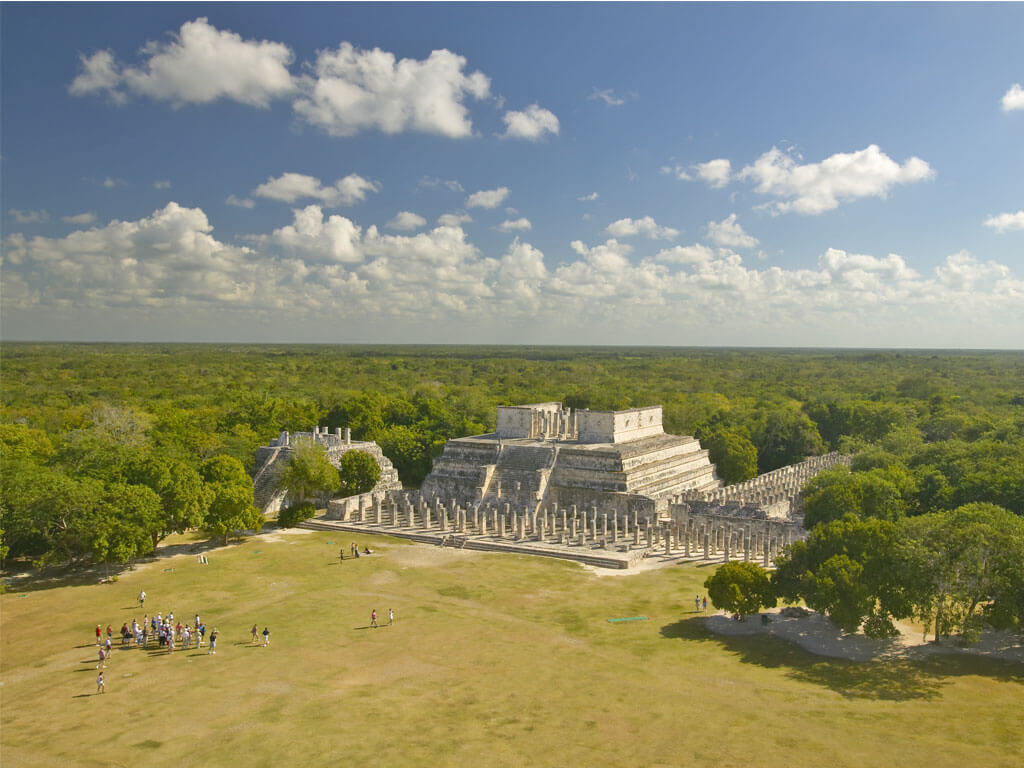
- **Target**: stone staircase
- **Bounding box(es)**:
[479,443,556,509]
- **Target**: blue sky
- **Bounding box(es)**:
[2,3,1022,347]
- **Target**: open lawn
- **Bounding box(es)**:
[2,527,1022,768]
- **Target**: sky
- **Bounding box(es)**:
[1,2,1022,348]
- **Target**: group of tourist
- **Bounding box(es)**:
[694,595,708,613]
[92,590,222,694]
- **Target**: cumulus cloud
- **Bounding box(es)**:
[501,104,560,141]
[387,211,427,231]
[252,172,379,206]
[69,18,296,107]
[62,213,97,225]
[466,187,509,209]
[154,180,172,190]
[739,144,935,215]
[226,195,255,209]
[438,212,472,227]
[706,213,758,249]
[5,204,1021,346]
[605,216,679,240]
[577,192,599,202]
[696,159,732,189]
[8,209,49,224]
[499,218,532,232]
[588,87,624,106]
[983,210,1024,233]
[1002,84,1024,112]
[293,43,490,138]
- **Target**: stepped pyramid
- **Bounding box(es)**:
[252,426,402,515]
[421,403,721,517]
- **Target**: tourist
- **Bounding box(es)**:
[95,624,102,645]
[262,627,270,647]
[97,647,107,668]
[138,590,146,608]
[96,671,105,694]
[167,631,175,653]
[251,624,259,644]
[199,624,206,646]
[194,614,200,632]
[351,542,357,558]
[363,547,373,555]
[208,628,217,655]
[387,608,394,626]
[702,596,707,613]
[339,548,344,563]
[120,623,130,645]
[695,596,701,613]
[370,609,377,628]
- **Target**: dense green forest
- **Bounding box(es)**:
[2,344,1022,634]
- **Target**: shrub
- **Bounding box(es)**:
[277,501,316,529]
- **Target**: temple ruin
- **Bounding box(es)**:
[296,403,849,569]
[252,426,402,515]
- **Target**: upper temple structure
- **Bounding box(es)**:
[420,402,722,518]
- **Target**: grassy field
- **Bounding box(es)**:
[2,527,1022,768]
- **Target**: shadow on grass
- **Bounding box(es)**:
[658,618,990,702]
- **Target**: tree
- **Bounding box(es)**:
[89,483,162,576]
[773,515,908,636]
[278,439,339,507]
[337,450,381,498]
[200,455,263,545]
[900,503,1024,641]
[699,427,758,484]
[704,562,777,618]
[126,451,212,548]
[753,409,824,473]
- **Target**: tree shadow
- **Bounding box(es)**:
[659,618,952,701]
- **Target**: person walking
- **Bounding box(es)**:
[96,671,105,694]
[339,548,344,564]
[387,608,394,626]
[97,647,107,668]
[138,590,146,608]
[370,609,378,629]
[702,596,708,613]
[95,624,102,645]
[251,624,259,644]
[262,627,270,647]
[695,595,701,613]
[208,628,217,655]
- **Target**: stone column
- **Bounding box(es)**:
[703,530,710,560]
[570,517,578,539]
[499,514,506,538]
[480,513,488,535]
[633,525,640,547]
[602,514,608,538]
[645,522,652,548]
[664,527,672,556]
[424,506,432,530]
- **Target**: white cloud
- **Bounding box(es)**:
[660,164,692,181]
[588,87,624,106]
[62,213,97,225]
[438,212,472,227]
[466,187,509,209]
[387,211,427,231]
[501,104,560,141]
[69,18,296,107]
[226,195,255,209]
[418,177,464,193]
[983,210,1024,233]
[68,50,125,103]
[102,178,122,189]
[605,216,679,240]
[8,209,49,224]
[577,192,599,202]
[1001,83,1024,112]
[696,159,732,189]
[499,218,532,232]
[293,43,490,138]
[258,205,363,263]
[5,206,1022,347]
[154,180,172,190]
[706,213,758,249]
[252,172,379,206]
[739,144,935,215]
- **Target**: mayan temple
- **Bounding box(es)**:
[420,402,722,517]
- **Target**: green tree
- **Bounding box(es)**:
[200,455,263,545]
[704,561,777,618]
[89,483,162,576]
[278,439,339,506]
[773,515,908,636]
[900,503,1024,641]
[699,427,758,484]
[337,450,381,498]
[753,409,824,473]
[126,451,212,548]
